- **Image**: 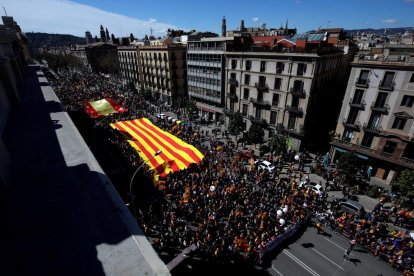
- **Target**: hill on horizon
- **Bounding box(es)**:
[344,26,414,35]
[26,32,85,53]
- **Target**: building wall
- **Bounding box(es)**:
[118,46,139,87]
[332,53,414,182]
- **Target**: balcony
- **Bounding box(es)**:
[276,123,305,137]
[379,81,395,91]
[330,138,414,169]
[370,103,390,114]
[223,108,234,116]
[355,78,369,88]
[363,123,383,133]
[249,97,271,108]
[248,115,267,125]
[228,79,239,87]
[285,105,304,117]
[227,93,238,102]
[342,118,361,130]
[255,82,269,92]
[289,87,306,98]
[349,98,366,110]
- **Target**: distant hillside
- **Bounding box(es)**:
[26,32,85,53]
[344,27,414,35]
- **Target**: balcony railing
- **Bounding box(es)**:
[289,87,306,98]
[248,115,267,125]
[276,123,305,136]
[255,82,269,92]
[379,81,395,91]
[349,98,366,110]
[342,118,361,130]
[370,103,390,114]
[285,105,304,116]
[355,78,369,88]
[223,108,234,116]
[227,93,238,102]
[228,79,239,86]
[249,97,271,107]
[363,123,383,133]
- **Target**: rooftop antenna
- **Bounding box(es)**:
[3,6,7,16]
[327,20,331,29]
[150,27,153,37]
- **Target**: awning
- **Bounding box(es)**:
[110,118,204,178]
[333,147,369,160]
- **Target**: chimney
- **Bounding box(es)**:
[240,20,245,32]
[222,16,226,37]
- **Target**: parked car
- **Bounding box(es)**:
[304,182,325,196]
[340,199,366,217]
[257,160,276,173]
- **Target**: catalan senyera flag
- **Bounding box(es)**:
[85,98,127,118]
[110,118,204,178]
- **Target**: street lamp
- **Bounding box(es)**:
[129,150,162,219]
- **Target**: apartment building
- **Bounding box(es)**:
[187,36,236,122]
[0,16,30,187]
[118,45,139,87]
[138,40,187,105]
[225,33,350,151]
[330,45,414,183]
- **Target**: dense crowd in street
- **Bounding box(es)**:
[49,68,414,273]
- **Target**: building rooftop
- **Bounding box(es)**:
[1,65,170,276]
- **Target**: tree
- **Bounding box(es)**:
[336,152,361,185]
[246,123,264,145]
[228,111,244,136]
[268,133,287,154]
[393,169,414,196]
[186,99,198,118]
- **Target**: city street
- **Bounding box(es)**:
[267,226,399,276]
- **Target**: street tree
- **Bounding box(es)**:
[228,111,244,139]
[246,123,264,145]
[268,133,287,154]
[336,151,362,185]
[393,169,414,196]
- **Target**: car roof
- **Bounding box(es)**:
[261,160,272,166]
[341,199,364,209]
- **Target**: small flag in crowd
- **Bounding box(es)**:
[85,98,127,118]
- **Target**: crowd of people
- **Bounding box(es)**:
[48,67,414,271]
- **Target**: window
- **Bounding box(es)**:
[353,89,364,104]
[381,72,395,88]
[297,63,307,76]
[361,133,374,148]
[410,73,414,83]
[342,128,353,142]
[272,94,279,106]
[270,111,277,125]
[383,141,397,154]
[260,61,266,72]
[293,80,304,92]
[231,60,237,69]
[374,92,388,108]
[257,91,264,101]
[276,62,284,74]
[357,70,369,85]
[243,88,249,100]
[346,108,359,124]
[230,102,235,111]
[367,113,381,129]
[242,104,248,116]
[255,107,262,119]
[244,74,250,85]
[245,60,251,71]
[401,95,414,107]
[392,117,407,130]
[230,85,236,94]
[287,116,296,129]
[274,78,282,90]
[259,76,266,86]
[230,72,236,80]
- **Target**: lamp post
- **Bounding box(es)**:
[129,150,162,219]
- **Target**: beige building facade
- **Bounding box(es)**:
[331,46,414,183]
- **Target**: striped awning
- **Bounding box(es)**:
[110,118,204,178]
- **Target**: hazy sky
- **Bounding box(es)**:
[1,0,414,38]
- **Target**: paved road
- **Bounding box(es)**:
[267,227,399,276]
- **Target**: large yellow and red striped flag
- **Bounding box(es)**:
[85,98,127,118]
[110,118,204,178]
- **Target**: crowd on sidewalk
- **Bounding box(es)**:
[48,68,414,272]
